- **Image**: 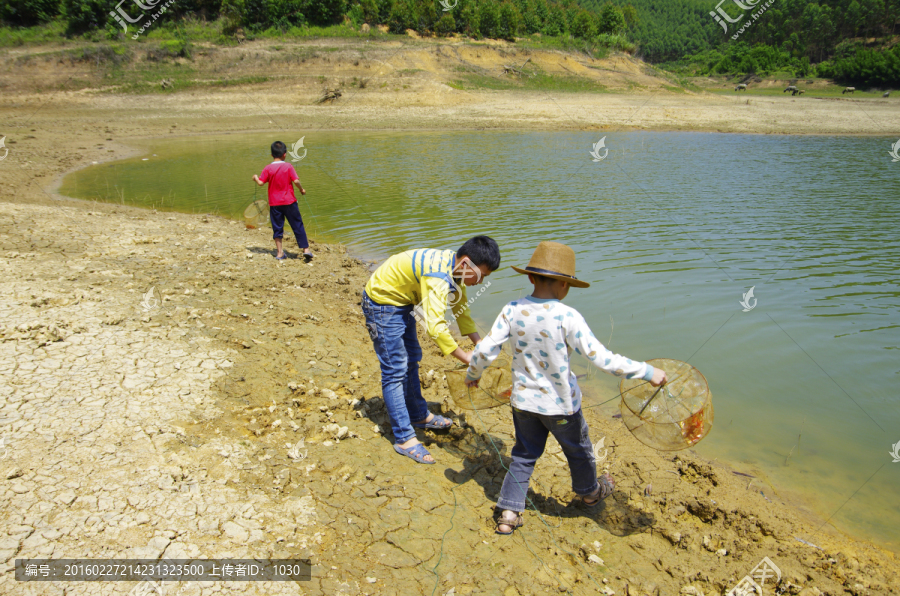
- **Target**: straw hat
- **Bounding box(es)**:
[511,242,590,288]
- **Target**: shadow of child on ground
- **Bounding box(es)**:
[440,433,656,538]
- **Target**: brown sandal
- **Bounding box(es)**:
[495,510,524,535]
[583,473,615,507]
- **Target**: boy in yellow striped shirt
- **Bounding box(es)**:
[362,236,501,464]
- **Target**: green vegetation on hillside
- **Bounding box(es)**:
[583,0,900,86]
[3,0,900,86]
[0,0,630,45]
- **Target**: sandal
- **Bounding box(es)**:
[393,442,435,465]
[495,510,524,535]
[303,252,314,262]
[583,473,615,507]
[412,413,453,430]
[275,254,288,261]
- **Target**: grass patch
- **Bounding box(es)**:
[0,19,67,47]
[450,67,608,93]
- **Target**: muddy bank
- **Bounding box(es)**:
[1,197,897,596]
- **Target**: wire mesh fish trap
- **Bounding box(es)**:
[446,353,513,410]
[243,198,269,229]
[619,358,713,451]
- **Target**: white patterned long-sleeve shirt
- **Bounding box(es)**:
[466,296,655,416]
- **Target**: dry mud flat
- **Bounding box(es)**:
[0,198,898,596]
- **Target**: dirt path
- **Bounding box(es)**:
[0,38,898,596]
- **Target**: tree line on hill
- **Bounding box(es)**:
[581,0,900,86]
[3,0,900,85]
[0,0,630,44]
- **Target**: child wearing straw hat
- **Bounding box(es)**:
[465,241,666,535]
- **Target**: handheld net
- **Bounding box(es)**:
[619,358,713,451]
[445,353,513,410]
[243,189,269,229]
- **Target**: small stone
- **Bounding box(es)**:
[716,548,727,556]
[321,389,338,400]
[366,577,377,583]
[588,554,604,566]
[222,521,249,543]
[10,482,30,494]
[55,491,77,505]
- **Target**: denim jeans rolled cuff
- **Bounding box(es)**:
[497,408,599,512]
[361,292,429,444]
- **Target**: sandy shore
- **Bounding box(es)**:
[1,39,899,596]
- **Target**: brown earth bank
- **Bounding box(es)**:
[0,38,899,596]
[1,37,899,135]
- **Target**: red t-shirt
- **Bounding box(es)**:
[259,161,299,206]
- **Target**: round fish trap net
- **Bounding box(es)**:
[619,358,713,451]
[243,198,269,229]
[446,353,513,410]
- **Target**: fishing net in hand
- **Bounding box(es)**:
[243,189,269,229]
[619,358,713,451]
[446,353,513,410]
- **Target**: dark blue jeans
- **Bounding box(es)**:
[270,201,309,249]
[361,292,429,444]
[497,408,599,512]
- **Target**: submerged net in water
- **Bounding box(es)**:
[243,198,269,229]
[619,358,713,451]
[446,353,513,410]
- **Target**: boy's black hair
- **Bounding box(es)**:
[271,141,287,158]
[457,236,501,271]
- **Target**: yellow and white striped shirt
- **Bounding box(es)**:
[364,249,477,355]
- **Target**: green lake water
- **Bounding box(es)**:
[59,131,900,551]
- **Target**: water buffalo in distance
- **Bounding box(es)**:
[791,89,805,96]
[735,84,747,91]
[883,91,891,97]
[842,87,856,94]
[784,85,798,93]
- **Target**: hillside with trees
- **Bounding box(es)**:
[2,0,900,85]
[589,0,900,86]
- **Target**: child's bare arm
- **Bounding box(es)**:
[292,179,306,195]
[252,174,265,186]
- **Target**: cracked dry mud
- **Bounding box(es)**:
[1,199,898,596]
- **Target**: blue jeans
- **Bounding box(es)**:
[497,408,599,512]
[361,292,429,444]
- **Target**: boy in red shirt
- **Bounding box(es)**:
[252,141,314,262]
